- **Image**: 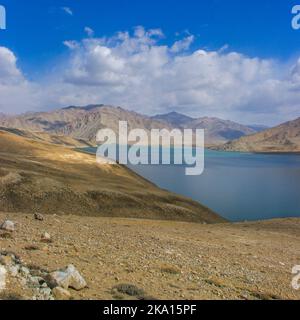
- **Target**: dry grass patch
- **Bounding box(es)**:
[160,263,182,275]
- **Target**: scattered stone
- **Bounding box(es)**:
[0,220,15,232]
[20,266,30,276]
[48,265,87,291]
[0,232,13,239]
[41,232,52,243]
[0,266,7,292]
[34,213,44,221]
[52,287,72,300]
[8,265,19,277]
[35,287,53,301]
[19,277,27,287]
[29,276,45,288]
[25,245,40,251]
[0,255,13,266]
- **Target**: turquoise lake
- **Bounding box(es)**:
[84,147,300,222]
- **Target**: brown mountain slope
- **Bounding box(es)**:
[0,105,172,144]
[0,106,256,146]
[0,130,224,223]
[219,117,300,153]
[0,127,92,148]
[152,112,257,144]
[184,117,255,145]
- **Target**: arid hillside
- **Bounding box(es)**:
[0,129,223,223]
[0,105,172,144]
[1,213,299,300]
[152,112,257,144]
[0,106,258,146]
[0,127,92,148]
[219,117,300,153]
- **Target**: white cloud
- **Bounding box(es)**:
[0,47,54,114]
[1,27,300,125]
[170,35,195,53]
[0,47,25,85]
[62,7,73,16]
[63,40,79,50]
[84,27,94,38]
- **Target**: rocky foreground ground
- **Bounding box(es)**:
[1,212,300,300]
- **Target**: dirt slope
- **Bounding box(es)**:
[0,130,223,223]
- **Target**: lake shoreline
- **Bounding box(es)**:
[76,146,300,222]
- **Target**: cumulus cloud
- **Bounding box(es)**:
[0,47,25,85]
[0,47,56,114]
[1,27,300,124]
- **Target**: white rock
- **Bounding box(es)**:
[29,276,44,287]
[0,220,15,232]
[20,266,30,276]
[35,287,53,301]
[20,277,27,286]
[49,265,87,291]
[0,266,7,292]
[8,265,19,277]
[41,232,52,243]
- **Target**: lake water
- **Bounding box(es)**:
[83,147,300,222]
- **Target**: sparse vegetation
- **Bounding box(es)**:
[160,264,181,275]
[112,284,146,297]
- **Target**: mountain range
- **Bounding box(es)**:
[152,112,260,144]
[0,106,263,146]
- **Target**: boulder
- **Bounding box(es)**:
[48,265,87,291]
[0,220,15,232]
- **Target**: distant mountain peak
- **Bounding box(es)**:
[62,104,106,111]
[247,124,270,132]
[166,111,189,116]
[152,111,195,127]
[155,111,194,118]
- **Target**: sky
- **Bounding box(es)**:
[0,0,300,125]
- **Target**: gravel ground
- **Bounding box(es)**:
[1,212,300,300]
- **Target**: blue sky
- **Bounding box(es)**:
[0,0,300,124]
[1,0,299,70]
